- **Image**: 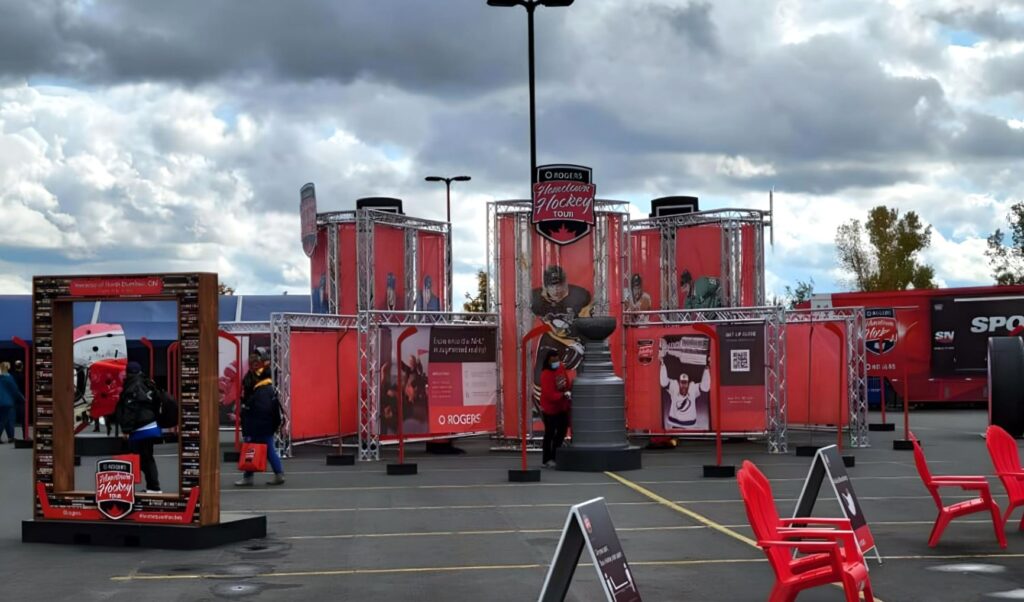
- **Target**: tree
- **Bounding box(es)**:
[784,278,815,309]
[218,282,236,295]
[463,270,488,313]
[835,205,935,291]
[985,202,1024,285]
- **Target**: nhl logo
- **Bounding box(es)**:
[865,308,898,355]
[637,339,654,365]
[95,459,136,520]
[532,164,596,245]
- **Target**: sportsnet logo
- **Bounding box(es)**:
[95,459,135,520]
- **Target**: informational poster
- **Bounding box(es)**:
[659,334,711,431]
[538,497,642,602]
[717,323,765,431]
[380,325,497,436]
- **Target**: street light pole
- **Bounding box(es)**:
[487,0,574,188]
[424,175,471,223]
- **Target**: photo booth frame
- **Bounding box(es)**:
[29,273,220,526]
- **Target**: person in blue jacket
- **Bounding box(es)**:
[0,362,24,443]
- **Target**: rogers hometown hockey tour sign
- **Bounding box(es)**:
[532,164,597,245]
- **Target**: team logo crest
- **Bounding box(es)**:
[532,164,596,245]
[865,308,898,355]
[637,339,654,365]
[300,183,318,258]
[95,459,136,520]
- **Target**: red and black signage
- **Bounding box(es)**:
[532,164,596,245]
[69,277,164,297]
[865,308,897,355]
[300,182,318,258]
[95,459,135,520]
[932,295,1024,374]
[637,339,654,365]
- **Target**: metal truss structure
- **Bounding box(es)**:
[356,310,499,461]
[219,321,271,336]
[626,208,770,308]
[624,306,788,453]
[269,312,358,456]
[785,307,869,448]
[487,200,629,444]
[319,209,454,314]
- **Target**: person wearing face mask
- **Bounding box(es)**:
[539,350,572,468]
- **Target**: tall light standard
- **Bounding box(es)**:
[424,175,471,223]
[487,0,574,186]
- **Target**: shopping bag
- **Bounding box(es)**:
[238,442,268,472]
[113,453,141,484]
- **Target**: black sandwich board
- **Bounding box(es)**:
[538,497,641,602]
[793,444,881,563]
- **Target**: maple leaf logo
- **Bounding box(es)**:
[549,224,577,242]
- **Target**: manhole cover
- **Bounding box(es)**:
[211,582,263,598]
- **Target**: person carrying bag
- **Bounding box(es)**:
[234,366,285,486]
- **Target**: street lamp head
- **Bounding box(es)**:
[452,176,472,182]
[539,0,574,5]
[424,176,444,182]
[487,0,521,6]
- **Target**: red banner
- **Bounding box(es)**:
[69,277,163,297]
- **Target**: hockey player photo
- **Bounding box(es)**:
[530,265,592,413]
[626,273,652,323]
[659,335,711,430]
[679,269,723,310]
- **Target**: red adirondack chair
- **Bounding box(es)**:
[910,433,1005,548]
[985,425,1024,531]
[738,464,874,602]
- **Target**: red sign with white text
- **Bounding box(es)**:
[69,277,164,297]
[532,164,596,245]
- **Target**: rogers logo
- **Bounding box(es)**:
[970,316,1024,333]
[438,413,482,426]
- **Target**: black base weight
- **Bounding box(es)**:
[842,456,856,468]
[893,439,914,450]
[223,451,240,462]
[555,446,642,472]
[869,423,896,432]
[425,441,466,455]
[508,469,542,482]
[703,464,736,478]
[326,454,355,466]
[14,438,32,449]
[387,463,418,475]
[796,445,822,457]
[22,513,266,549]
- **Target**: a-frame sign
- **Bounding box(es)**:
[793,445,881,563]
[538,497,642,602]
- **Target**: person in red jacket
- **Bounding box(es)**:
[539,350,572,468]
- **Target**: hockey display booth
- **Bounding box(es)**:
[487,200,628,443]
[623,307,788,453]
[24,273,264,547]
[311,209,453,316]
[625,208,769,312]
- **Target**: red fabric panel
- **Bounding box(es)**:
[338,223,358,314]
[785,323,848,426]
[289,331,357,440]
[374,225,406,310]
[498,216,520,438]
[416,232,447,312]
[675,224,722,306]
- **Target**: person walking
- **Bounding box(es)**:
[235,371,285,486]
[539,350,572,468]
[114,362,163,493]
[11,360,25,427]
[0,362,24,443]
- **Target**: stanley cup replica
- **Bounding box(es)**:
[556,317,642,471]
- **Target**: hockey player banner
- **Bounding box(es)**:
[374,225,406,311]
[627,229,660,321]
[675,225,724,310]
[415,231,446,312]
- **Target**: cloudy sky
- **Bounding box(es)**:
[1,0,1022,303]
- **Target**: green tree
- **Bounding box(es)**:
[784,278,815,309]
[218,282,236,295]
[835,205,935,291]
[463,270,488,313]
[985,202,1024,285]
